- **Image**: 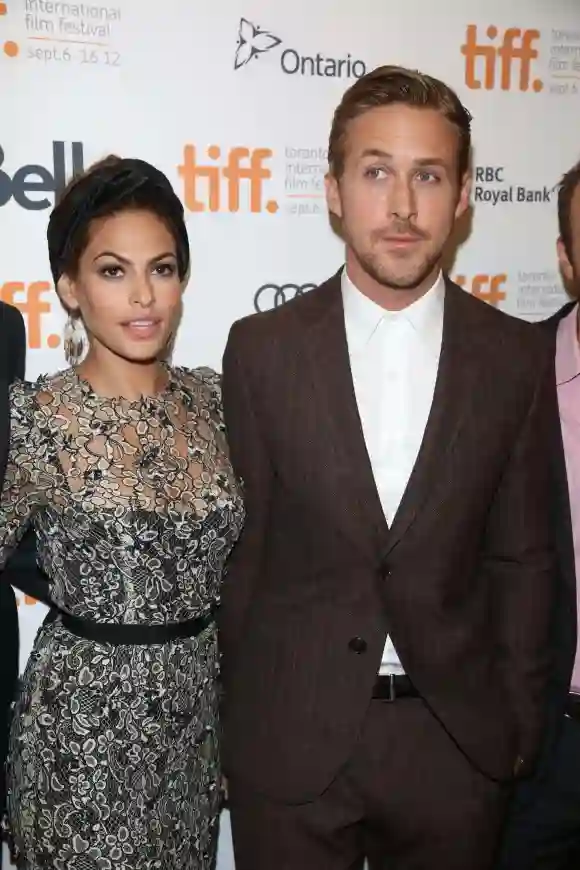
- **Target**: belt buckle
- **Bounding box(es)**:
[386,674,396,703]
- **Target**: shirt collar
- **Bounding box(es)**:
[341,266,446,358]
[556,302,580,387]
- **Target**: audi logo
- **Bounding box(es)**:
[254,282,317,312]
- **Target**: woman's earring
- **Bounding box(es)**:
[63,315,85,366]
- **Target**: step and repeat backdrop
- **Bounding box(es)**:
[2,0,580,865]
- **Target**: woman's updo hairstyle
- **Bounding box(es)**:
[47,155,190,286]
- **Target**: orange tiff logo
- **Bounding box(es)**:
[178,145,279,214]
[461,25,542,91]
[16,594,38,607]
[455,274,507,307]
[0,281,60,349]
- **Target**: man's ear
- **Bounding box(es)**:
[557,237,574,286]
[325,172,343,221]
[455,171,471,221]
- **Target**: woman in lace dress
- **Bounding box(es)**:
[1,156,244,869]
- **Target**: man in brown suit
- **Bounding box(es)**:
[220,65,556,870]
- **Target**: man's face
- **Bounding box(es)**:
[558,184,580,293]
[326,104,470,302]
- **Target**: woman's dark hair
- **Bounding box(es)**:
[47,155,190,284]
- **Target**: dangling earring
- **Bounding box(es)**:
[63,315,85,366]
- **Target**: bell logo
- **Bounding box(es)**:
[178,145,278,214]
[0,141,84,210]
[455,274,507,307]
[0,281,60,349]
[461,25,543,92]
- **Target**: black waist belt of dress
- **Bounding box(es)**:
[51,607,216,645]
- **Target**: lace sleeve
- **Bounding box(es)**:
[196,367,223,422]
[179,366,224,426]
[0,381,49,570]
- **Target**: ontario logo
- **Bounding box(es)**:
[234,18,366,79]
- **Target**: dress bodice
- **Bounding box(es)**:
[1,365,244,623]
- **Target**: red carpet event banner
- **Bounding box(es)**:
[2,0,580,865]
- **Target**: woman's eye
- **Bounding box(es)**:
[154,263,176,276]
[100,265,123,278]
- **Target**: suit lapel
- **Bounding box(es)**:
[299,273,386,560]
[384,280,480,554]
[541,307,578,599]
[297,274,483,560]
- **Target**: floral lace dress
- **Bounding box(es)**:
[0,366,244,870]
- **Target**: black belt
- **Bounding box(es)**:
[566,692,580,721]
[49,608,216,645]
[372,674,419,702]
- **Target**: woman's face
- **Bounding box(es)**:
[59,208,184,364]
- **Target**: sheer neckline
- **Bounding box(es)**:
[68,363,177,407]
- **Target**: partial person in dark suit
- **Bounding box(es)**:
[0,302,47,866]
[220,65,557,870]
[497,160,580,870]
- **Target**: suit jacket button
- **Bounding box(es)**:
[348,636,367,654]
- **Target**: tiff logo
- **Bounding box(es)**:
[0,281,58,349]
[178,145,278,213]
[461,25,543,92]
[455,274,507,307]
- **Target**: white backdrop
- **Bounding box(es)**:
[2,0,580,865]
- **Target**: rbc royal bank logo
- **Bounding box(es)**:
[461,25,543,92]
[234,17,366,79]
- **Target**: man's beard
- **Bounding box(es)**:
[343,218,444,292]
[352,244,443,292]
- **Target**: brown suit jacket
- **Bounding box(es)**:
[220,271,557,804]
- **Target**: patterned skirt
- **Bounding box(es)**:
[4,619,222,870]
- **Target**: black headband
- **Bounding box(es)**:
[47,157,190,284]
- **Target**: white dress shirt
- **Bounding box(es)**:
[342,268,445,674]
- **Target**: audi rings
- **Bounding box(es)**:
[253,282,317,312]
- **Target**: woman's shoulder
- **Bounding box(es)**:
[10,368,73,398]
[171,365,222,398]
[9,377,35,402]
[10,368,76,414]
